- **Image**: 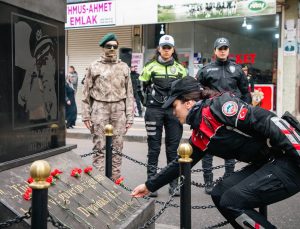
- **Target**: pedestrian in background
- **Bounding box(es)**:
[196,37,251,194]
[130,65,143,117]
[81,33,134,180]
[65,75,77,129]
[139,34,187,197]
[68,66,78,93]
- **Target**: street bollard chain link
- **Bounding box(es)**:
[204,220,229,229]
[48,213,71,229]
[80,147,106,158]
[113,149,163,171]
[138,176,185,229]
[0,208,31,228]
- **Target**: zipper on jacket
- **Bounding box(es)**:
[165,66,169,79]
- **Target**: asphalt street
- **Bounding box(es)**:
[67,136,300,229]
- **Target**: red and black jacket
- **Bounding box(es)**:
[145,92,300,192]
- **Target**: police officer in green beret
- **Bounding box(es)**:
[139,35,187,197]
[82,33,134,180]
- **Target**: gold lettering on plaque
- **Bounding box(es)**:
[77,207,90,217]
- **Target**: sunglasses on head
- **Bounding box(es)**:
[104,44,118,49]
[218,46,229,51]
[162,45,172,50]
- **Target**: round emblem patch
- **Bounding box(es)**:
[222,101,238,116]
[170,66,176,74]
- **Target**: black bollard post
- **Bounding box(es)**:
[178,143,193,229]
[29,160,51,229]
[105,124,113,179]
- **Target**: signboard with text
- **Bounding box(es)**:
[66,0,115,29]
[158,0,276,23]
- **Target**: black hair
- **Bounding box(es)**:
[177,87,220,102]
[151,47,179,62]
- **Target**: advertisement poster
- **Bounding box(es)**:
[66,0,115,28]
[158,0,276,23]
[131,53,144,74]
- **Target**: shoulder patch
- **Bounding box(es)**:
[222,101,238,116]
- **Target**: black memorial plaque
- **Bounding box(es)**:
[0,2,66,165]
[0,151,154,229]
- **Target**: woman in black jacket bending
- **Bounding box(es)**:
[131,76,300,229]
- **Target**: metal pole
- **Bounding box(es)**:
[105,124,113,179]
[178,143,193,229]
[29,160,51,229]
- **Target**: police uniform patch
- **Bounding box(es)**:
[229,65,236,73]
[170,66,176,74]
[222,101,238,116]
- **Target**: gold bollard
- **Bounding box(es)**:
[29,160,51,229]
[105,124,113,136]
[105,124,113,178]
[178,143,193,229]
[178,143,193,163]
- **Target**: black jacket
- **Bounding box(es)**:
[145,92,299,192]
[196,59,251,103]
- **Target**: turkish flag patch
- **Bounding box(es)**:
[238,108,248,120]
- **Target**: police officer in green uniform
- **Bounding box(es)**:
[139,35,187,197]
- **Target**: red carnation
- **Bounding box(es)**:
[46,176,55,185]
[51,169,63,179]
[115,177,124,185]
[23,187,32,201]
[84,166,93,175]
[27,177,34,184]
[70,168,82,178]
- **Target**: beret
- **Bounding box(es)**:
[99,33,118,47]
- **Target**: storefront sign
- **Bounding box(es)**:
[157,0,276,23]
[229,53,257,64]
[66,0,115,29]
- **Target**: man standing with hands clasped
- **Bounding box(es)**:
[81,33,134,180]
[196,37,251,194]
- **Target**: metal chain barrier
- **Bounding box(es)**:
[204,220,229,229]
[48,213,71,229]
[138,176,185,229]
[0,208,31,228]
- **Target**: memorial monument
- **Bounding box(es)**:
[0,1,154,228]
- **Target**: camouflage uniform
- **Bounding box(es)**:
[82,55,134,179]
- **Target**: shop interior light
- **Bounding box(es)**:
[160,24,165,35]
[246,24,252,30]
[275,33,279,39]
[242,17,247,27]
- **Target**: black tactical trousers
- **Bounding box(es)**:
[211,157,300,228]
[202,154,235,183]
[145,107,183,185]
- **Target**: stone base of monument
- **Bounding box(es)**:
[0,146,154,229]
